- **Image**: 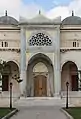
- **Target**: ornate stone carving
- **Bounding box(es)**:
[0,48,20,53]
[29,33,52,46]
[60,48,81,53]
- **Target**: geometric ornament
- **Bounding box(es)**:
[29,33,52,46]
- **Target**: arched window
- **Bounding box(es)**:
[1,41,8,47]
[29,33,52,46]
[73,40,79,47]
[73,42,76,47]
[2,42,3,47]
[5,42,8,47]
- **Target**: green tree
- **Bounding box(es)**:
[0,59,7,80]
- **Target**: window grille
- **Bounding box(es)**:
[29,33,52,46]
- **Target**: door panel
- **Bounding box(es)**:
[42,76,47,96]
[34,75,47,97]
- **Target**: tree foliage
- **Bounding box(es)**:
[0,60,7,80]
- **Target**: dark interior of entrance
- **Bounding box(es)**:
[71,75,78,91]
[2,75,9,91]
[61,61,78,91]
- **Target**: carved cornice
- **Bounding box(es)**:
[60,48,81,53]
[0,48,20,53]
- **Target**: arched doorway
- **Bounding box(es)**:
[61,61,78,91]
[27,53,54,97]
[2,61,20,94]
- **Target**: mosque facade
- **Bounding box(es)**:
[0,11,81,98]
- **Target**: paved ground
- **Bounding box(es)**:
[10,106,68,119]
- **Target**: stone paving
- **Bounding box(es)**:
[10,106,68,119]
[0,97,73,119]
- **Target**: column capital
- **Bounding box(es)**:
[21,27,26,35]
[21,26,26,30]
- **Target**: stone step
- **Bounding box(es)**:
[14,97,68,107]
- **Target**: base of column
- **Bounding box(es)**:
[20,70,26,96]
[54,93,61,98]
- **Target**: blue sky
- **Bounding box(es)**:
[23,0,71,10]
[0,0,81,20]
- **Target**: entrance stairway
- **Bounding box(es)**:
[13,97,70,107]
[14,91,81,107]
[0,91,80,107]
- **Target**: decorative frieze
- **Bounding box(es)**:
[60,48,81,53]
[0,48,20,53]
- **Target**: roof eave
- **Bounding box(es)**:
[19,22,61,25]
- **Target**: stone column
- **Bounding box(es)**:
[54,26,61,96]
[20,27,26,95]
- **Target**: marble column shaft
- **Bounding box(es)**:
[54,26,61,96]
[20,27,26,95]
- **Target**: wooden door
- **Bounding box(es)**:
[2,75,9,91]
[34,75,47,97]
[71,75,78,91]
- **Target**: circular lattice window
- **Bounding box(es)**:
[29,33,52,46]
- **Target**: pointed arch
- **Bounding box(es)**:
[61,61,78,91]
[27,53,54,97]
